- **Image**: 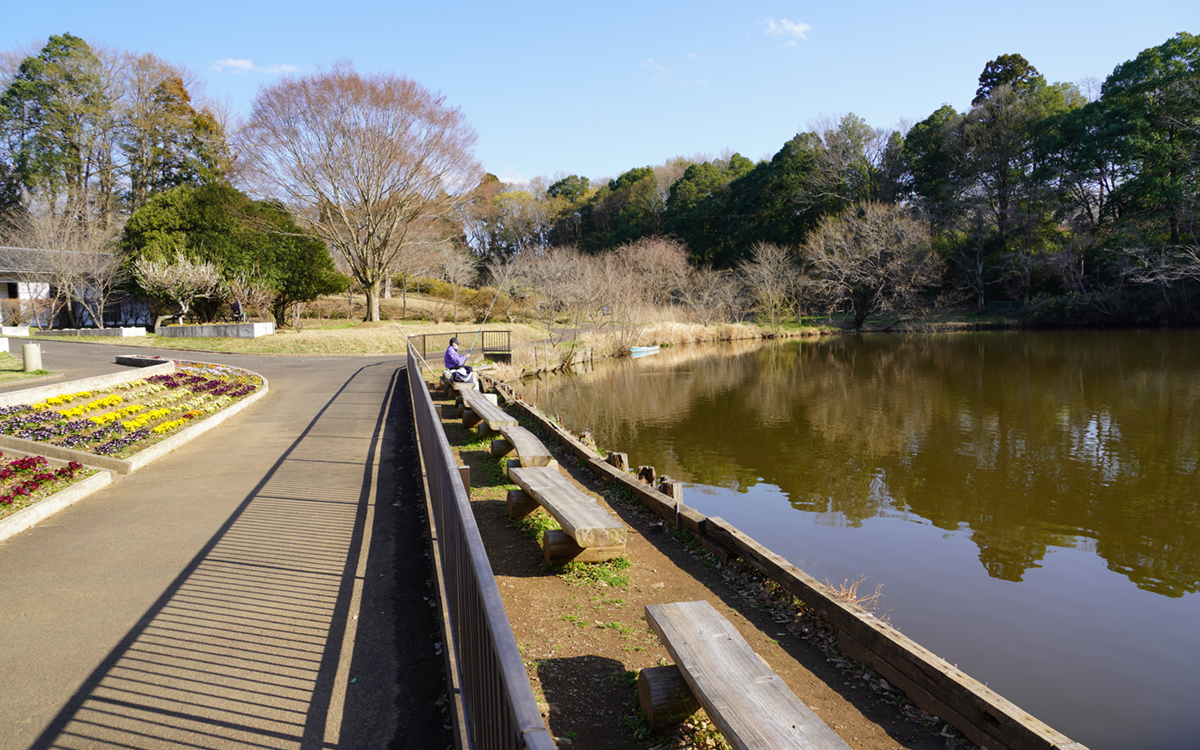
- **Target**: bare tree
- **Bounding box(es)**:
[610,236,690,307]
[1,197,125,328]
[679,266,740,326]
[390,230,448,318]
[222,271,273,320]
[440,247,477,323]
[66,249,128,328]
[240,62,482,322]
[802,202,943,329]
[739,242,798,332]
[509,245,584,347]
[134,250,219,324]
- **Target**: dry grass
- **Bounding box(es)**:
[42,319,548,358]
[825,574,888,621]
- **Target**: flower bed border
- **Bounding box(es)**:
[0,359,268,474]
[0,362,176,409]
[0,469,112,543]
[0,358,269,543]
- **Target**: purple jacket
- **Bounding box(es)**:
[444,344,467,369]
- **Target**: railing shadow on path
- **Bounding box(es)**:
[26,362,402,750]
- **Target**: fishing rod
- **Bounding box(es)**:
[466,256,517,357]
[399,324,442,380]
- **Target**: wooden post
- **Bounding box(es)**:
[457,465,470,494]
[506,489,539,518]
[659,479,684,530]
[505,458,523,482]
[543,529,625,563]
[606,452,629,471]
[638,665,700,731]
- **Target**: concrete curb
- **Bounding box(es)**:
[0,362,176,408]
[0,470,114,544]
[0,368,269,475]
[0,361,269,540]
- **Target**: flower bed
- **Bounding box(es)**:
[0,452,95,521]
[0,362,263,461]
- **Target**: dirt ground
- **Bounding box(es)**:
[433,386,973,750]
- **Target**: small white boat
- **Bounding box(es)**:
[630,345,660,358]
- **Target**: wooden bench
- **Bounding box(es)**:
[642,601,851,750]
[460,388,518,435]
[490,424,556,468]
[440,370,476,395]
[507,465,627,563]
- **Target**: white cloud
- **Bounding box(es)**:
[210,58,300,75]
[498,167,528,185]
[763,18,811,45]
[641,58,668,84]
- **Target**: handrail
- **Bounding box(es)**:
[406,342,554,750]
[409,331,512,362]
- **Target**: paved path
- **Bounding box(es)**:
[0,341,437,749]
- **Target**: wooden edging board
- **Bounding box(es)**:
[479,376,1089,750]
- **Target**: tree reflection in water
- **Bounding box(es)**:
[517,331,1200,598]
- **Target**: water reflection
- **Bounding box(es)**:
[516,331,1200,597]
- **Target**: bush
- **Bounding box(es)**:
[468,286,513,322]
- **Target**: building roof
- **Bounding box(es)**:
[0,246,114,277]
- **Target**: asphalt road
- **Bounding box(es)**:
[0,340,447,749]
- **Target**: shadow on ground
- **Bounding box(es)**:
[26,364,450,750]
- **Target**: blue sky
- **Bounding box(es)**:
[5,1,1197,185]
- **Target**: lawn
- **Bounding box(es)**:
[0,352,50,384]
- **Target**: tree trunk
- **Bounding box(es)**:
[364,278,382,322]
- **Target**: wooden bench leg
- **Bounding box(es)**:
[490,438,515,458]
[507,489,539,518]
[638,665,700,731]
[543,529,626,563]
[462,409,481,429]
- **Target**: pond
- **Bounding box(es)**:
[514,330,1200,750]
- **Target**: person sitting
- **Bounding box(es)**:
[444,337,473,382]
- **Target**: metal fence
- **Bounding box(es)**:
[409,331,512,364]
[406,343,554,750]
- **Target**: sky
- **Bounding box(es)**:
[5,1,1198,186]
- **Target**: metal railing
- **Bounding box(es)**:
[406,342,553,750]
[409,331,512,364]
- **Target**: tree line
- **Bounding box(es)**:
[466,33,1200,328]
[0,34,349,326]
[2,32,1197,330]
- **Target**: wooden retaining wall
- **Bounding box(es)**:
[481,376,1088,750]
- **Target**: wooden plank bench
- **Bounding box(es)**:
[490,424,556,468]
[507,465,627,563]
[460,388,518,435]
[643,601,851,750]
[440,370,476,396]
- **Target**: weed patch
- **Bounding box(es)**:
[551,557,632,588]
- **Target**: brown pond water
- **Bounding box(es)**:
[514,330,1200,750]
